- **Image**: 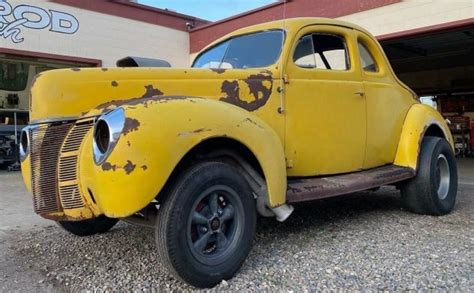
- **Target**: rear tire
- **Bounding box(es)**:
[155,161,256,288]
[401,136,457,215]
[58,215,119,236]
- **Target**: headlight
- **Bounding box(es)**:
[19,127,30,161]
[93,107,125,165]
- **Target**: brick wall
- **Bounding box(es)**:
[190,0,400,53]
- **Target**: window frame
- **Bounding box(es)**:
[355,32,388,78]
[357,41,379,73]
[292,32,351,71]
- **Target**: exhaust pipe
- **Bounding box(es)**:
[271,204,294,222]
[256,191,294,221]
[211,152,295,222]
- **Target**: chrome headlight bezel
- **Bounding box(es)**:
[93,107,126,165]
[19,126,31,162]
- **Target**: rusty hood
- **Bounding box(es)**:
[29,67,276,123]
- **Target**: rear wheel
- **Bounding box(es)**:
[58,215,118,236]
[401,136,458,215]
[155,161,256,288]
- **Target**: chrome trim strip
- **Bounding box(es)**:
[29,114,100,125]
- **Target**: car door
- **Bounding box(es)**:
[355,31,415,169]
[285,25,366,177]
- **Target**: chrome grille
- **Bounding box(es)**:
[30,123,73,215]
[58,121,94,210]
[59,185,83,210]
[62,122,95,153]
[30,119,94,215]
[58,156,77,181]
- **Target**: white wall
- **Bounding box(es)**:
[1,0,190,67]
[338,0,473,37]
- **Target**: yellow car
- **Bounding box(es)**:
[20,18,457,288]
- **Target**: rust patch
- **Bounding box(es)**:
[220,80,240,103]
[219,71,273,112]
[101,68,108,71]
[123,160,136,175]
[211,68,226,74]
[243,118,263,129]
[102,160,139,174]
[178,128,211,137]
[123,118,140,136]
[142,85,164,98]
[192,128,210,133]
[286,165,415,203]
[287,186,302,193]
[102,162,117,171]
[127,141,131,147]
[96,95,196,112]
[71,68,81,72]
[141,165,148,171]
[111,81,119,87]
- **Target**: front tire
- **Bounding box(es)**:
[401,136,458,215]
[155,161,256,288]
[58,215,119,236]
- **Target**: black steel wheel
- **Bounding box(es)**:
[401,136,458,215]
[155,161,256,288]
[187,185,244,265]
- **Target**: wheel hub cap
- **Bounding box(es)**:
[187,187,242,266]
[436,154,450,200]
[210,217,221,231]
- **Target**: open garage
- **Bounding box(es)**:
[381,20,474,157]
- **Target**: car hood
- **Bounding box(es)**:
[29,67,277,123]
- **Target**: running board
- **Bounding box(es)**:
[286,165,416,203]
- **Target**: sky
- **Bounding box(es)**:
[138,0,277,21]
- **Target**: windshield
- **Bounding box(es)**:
[192,30,284,69]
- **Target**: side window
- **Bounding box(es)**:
[313,34,349,70]
[293,35,316,68]
[358,42,378,72]
[293,33,349,70]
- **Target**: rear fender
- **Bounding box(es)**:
[394,104,453,170]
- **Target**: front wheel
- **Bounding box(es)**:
[401,136,458,215]
[155,161,256,288]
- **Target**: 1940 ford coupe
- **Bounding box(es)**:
[21,18,457,288]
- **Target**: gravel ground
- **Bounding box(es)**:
[3,183,474,291]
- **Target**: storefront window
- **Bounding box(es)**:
[0,61,29,91]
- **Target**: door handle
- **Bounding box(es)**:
[355,91,365,97]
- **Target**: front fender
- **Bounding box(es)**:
[79,96,287,218]
[394,104,453,170]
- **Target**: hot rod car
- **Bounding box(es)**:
[21,18,457,288]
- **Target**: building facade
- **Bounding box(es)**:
[1,0,473,110]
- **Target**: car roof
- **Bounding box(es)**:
[199,17,373,53]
